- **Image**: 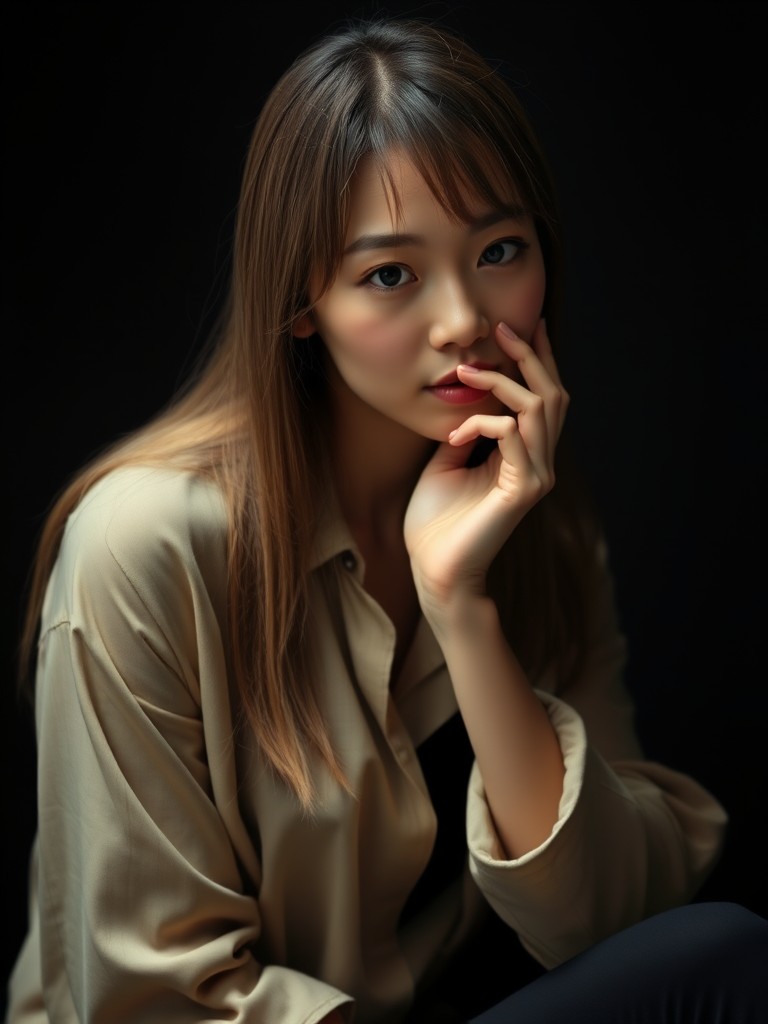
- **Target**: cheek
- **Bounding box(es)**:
[322,304,415,370]
[522,278,547,324]
[505,264,547,336]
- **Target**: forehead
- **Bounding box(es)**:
[345,148,518,234]
[346,154,428,229]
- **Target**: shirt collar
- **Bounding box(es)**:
[309,485,360,571]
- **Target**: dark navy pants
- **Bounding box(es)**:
[468,902,768,1024]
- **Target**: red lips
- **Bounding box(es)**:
[427,361,497,388]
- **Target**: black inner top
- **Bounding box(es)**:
[399,711,476,926]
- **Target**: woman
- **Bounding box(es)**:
[7,15,766,1024]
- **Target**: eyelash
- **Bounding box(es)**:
[362,237,530,292]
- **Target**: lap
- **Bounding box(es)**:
[469,902,768,1024]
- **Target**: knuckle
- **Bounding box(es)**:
[527,478,545,501]
[529,394,545,415]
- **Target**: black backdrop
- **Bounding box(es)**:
[4,0,767,993]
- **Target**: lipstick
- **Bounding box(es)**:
[425,362,496,405]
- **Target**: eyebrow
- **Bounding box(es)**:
[342,203,529,257]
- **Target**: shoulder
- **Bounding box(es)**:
[70,463,224,531]
[45,465,229,634]
[65,464,228,572]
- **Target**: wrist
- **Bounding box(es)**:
[421,588,500,647]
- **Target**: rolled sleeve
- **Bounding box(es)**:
[466,690,727,968]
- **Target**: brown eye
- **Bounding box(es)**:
[366,264,415,290]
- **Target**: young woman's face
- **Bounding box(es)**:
[298,150,546,444]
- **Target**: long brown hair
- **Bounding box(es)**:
[18,16,597,809]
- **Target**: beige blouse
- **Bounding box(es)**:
[6,466,727,1023]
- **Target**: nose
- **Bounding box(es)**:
[427,277,490,351]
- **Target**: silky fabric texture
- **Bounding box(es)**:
[6,466,728,1023]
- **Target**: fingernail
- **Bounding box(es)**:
[498,321,518,339]
[448,429,458,440]
[458,363,479,373]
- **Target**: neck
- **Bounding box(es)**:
[326,378,435,541]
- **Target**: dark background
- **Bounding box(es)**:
[4,0,766,994]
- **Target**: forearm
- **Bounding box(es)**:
[432,593,564,858]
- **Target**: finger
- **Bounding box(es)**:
[529,318,564,387]
[530,319,570,442]
[455,362,534,412]
[426,438,480,475]
[455,365,551,477]
[495,321,562,400]
[448,412,533,475]
[494,321,568,456]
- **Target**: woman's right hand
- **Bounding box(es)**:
[405,318,568,615]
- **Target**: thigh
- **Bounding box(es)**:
[470,902,768,1024]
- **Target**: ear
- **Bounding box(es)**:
[292,312,316,338]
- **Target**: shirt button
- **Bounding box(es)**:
[340,550,357,571]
